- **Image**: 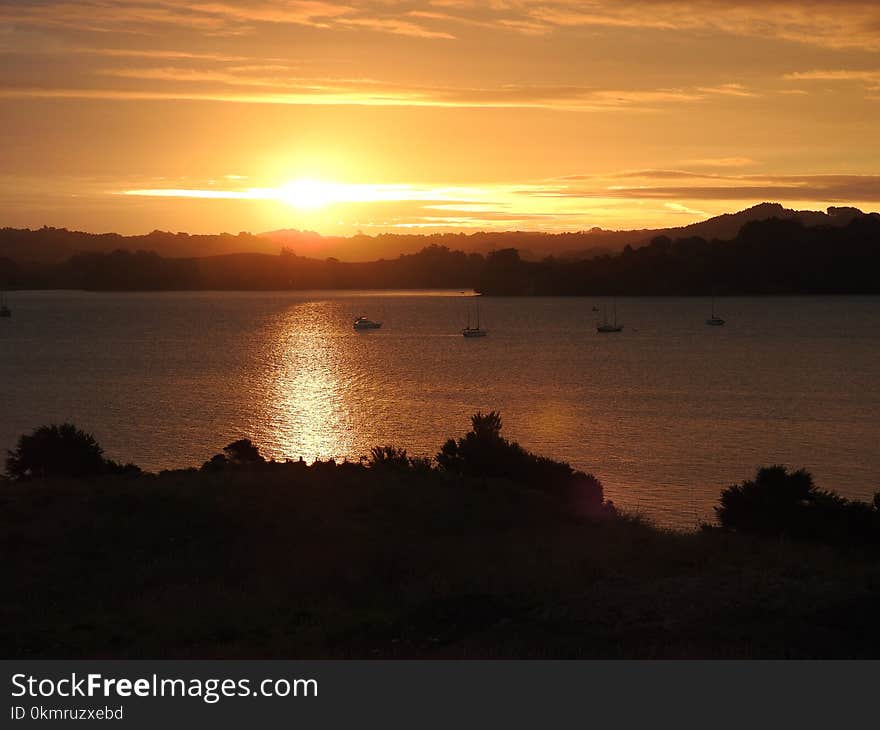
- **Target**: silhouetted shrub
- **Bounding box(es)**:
[106,460,142,476]
[5,424,115,480]
[223,438,264,464]
[201,454,228,471]
[438,411,567,488]
[716,466,880,545]
[571,471,609,519]
[369,445,411,470]
[201,438,266,471]
[437,411,607,515]
[368,445,434,476]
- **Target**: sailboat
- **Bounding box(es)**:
[462,299,487,337]
[596,298,623,333]
[0,290,10,318]
[353,315,382,330]
[705,293,725,326]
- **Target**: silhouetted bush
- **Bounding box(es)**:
[437,411,567,487]
[105,459,142,476]
[571,471,609,518]
[5,423,128,480]
[367,445,433,475]
[437,412,608,516]
[716,466,880,545]
[368,445,411,470]
[223,438,264,464]
[202,438,266,470]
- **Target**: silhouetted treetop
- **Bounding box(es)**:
[223,439,264,465]
[5,423,129,480]
[716,465,880,545]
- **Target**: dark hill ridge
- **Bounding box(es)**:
[2,214,878,294]
[0,227,278,265]
[2,203,875,266]
[559,203,876,259]
[261,203,876,261]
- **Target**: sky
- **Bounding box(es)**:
[1,0,879,238]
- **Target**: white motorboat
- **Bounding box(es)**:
[354,316,382,330]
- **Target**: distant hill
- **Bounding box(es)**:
[3,215,878,295]
[262,203,875,261]
[1,204,876,266]
[559,203,874,259]
[0,227,278,265]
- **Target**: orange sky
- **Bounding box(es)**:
[1,0,878,238]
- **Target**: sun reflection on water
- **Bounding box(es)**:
[260,301,356,463]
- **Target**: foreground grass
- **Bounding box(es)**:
[3,463,880,658]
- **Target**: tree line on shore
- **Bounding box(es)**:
[1,215,878,294]
[5,414,880,546]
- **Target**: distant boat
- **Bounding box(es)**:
[462,300,488,337]
[0,290,10,318]
[353,315,381,330]
[705,293,725,326]
[597,298,623,333]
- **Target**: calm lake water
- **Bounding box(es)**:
[1,290,878,528]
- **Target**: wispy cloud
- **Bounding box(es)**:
[0,0,453,39]
[680,157,760,168]
[664,202,710,216]
[115,171,880,228]
[783,69,880,93]
[697,83,757,97]
[3,1,878,49]
[511,1,880,51]
[0,68,756,111]
[532,171,880,202]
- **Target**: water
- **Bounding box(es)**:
[1,291,878,529]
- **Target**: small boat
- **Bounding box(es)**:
[353,315,381,330]
[705,293,725,326]
[597,298,623,333]
[462,300,487,337]
[0,290,10,318]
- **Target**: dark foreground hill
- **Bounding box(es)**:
[4,419,880,659]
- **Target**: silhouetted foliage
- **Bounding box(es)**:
[367,445,434,475]
[5,423,119,480]
[716,466,880,545]
[437,411,609,516]
[105,459,143,476]
[368,445,412,471]
[201,438,265,470]
[223,438,264,464]
[201,454,229,472]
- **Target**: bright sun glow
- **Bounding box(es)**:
[277,178,347,210]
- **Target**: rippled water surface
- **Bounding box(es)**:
[2,291,878,528]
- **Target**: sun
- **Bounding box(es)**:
[277,178,345,210]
